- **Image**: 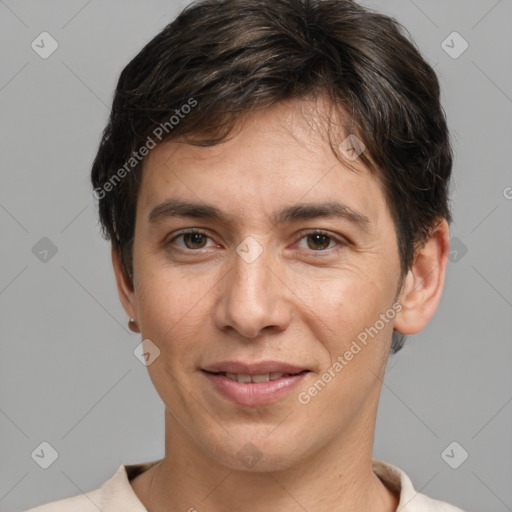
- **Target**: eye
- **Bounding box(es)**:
[295,230,347,253]
[164,229,347,255]
[166,230,217,251]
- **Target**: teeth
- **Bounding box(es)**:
[251,373,270,383]
[222,372,292,383]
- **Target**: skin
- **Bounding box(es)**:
[112,98,450,512]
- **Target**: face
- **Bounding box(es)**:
[119,99,405,471]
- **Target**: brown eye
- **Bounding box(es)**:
[306,233,332,251]
[182,232,208,249]
[167,230,215,251]
[295,230,347,255]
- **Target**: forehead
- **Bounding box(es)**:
[137,99,389,230]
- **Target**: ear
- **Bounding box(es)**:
[393,219,450,335]
[111,244,138,328]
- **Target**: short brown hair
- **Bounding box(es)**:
[91,0,453,353]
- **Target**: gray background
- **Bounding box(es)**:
[1,1,511,511]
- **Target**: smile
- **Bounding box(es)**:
[202,369,311,406]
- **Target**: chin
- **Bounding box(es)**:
[206,433,309,473]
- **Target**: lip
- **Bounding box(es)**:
[202,360,309,375]
[202,371,309,406]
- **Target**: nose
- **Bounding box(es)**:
[214,240,292,340]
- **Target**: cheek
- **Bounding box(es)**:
[134,262,210,355]
[297,268,396,367]
[300,266,387,327]
[299,275,395,417]
[134,273,211,401]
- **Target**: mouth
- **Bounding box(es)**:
[201,362,311,406]
[202,369,310,383]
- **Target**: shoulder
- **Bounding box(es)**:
[24,488,102,512]
[409,493,466,512]
[372,459,466,512]
[23,460,161,512]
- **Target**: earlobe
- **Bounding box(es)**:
[393,219,450,335]
[111,244,138,327]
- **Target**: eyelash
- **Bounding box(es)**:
[165,229,348,256]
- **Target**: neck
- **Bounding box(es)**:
[137,407,398,512]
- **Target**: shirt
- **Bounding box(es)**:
[25,459,465,511]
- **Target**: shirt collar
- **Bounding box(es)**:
[98,458,460,512]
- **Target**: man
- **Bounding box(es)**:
[28,0,464,510]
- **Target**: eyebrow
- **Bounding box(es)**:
[148,198,371,231]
